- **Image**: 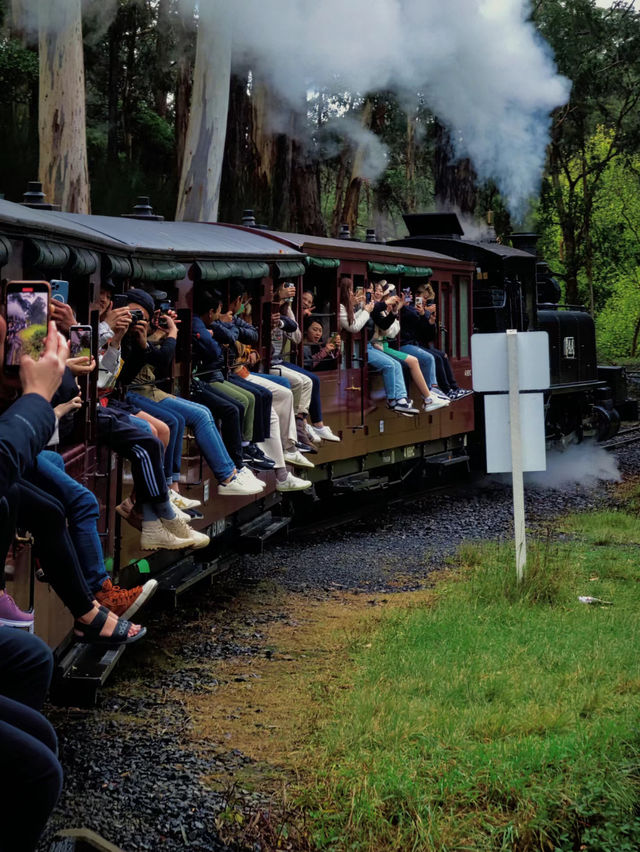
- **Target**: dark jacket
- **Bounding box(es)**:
[119,334,176,388]
[400,305,437,347]
[192,315,226,381]
[0,394,55,498]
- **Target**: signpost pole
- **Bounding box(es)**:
[506,329,526,581]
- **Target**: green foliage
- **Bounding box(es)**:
[306,532,640,851]
[0,38,38,99]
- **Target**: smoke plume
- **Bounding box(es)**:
[230,0,570,216]
[524,444,621,490]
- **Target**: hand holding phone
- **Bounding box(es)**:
[69,325,92,360]
[4,281,51,373]
[17,320,69,401]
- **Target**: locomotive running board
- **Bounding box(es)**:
[51,637,128,708]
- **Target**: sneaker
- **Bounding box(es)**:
[140,520,191,551]
[244,442,269,462]
[0,592,34,628]
[392,400,419,416]
[423,396,449,412]
[95,578,158,619]
[305,422,322,445]
[237,466,266,490]
[218,474,264,496]
[243,454,275,471]
[447,390,459,400]
[276,472,312,492]
[284,449,315,469]
[169,491,201,510]
[311,424,341,443]
[431,387,451,401]
[172,506,193,522]
[456,388,473,397]
[296,440,317,454]
[161,518,210,549]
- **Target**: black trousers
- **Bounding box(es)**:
[0,629,63,852]
[7,480,94,619]
[190,379,244,470]
[430,347,458,393]
[227,374,272,442]
[97,406,167,504]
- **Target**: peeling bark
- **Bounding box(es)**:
[175,1,231,222]
[38,0,90,213]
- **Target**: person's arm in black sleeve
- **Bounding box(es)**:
[233,317,259,346]
[372,302,397,331]
[146,337,176,375]
[280,315,298,334]
[0,395,55,497]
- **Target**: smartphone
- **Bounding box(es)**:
[50,279,69,304]
[69,324,93,360]
[415,296,423,306]
[112,293,128,309]
[366,291,372,304]
[4,281,50,373]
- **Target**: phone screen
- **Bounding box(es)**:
[69,325,92,360]
[366,292,372,304]
[112,294,128,309]
[5,282,50,371]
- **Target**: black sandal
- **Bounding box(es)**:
[74,606,146,646]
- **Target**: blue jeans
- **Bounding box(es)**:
[33,451,107,593]
[132,395,235,484]
[367,343,407,400]
[399,344,437,388]
[127,393,186,484]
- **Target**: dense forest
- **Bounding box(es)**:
[1,0,640,359]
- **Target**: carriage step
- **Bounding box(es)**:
[236,511,290,553]
[332,472,390,493]
[51,641,127,708]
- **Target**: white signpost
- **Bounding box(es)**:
[471,331,550,582]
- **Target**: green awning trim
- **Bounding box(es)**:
[67,247,99,276]
[27,238,71,270]
[104,254,133,279]
[276,260,306,278]
[0,235,11,266]
[130,258,187,282]
[307,256,341,269]
[367,261,432,277]
[401,265,433,277]
[193,260,269,281]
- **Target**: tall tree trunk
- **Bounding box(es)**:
[106,11,124,166]
[38,0,90,213]
[9,0,27,43]
[153,0,172,118]
[340,99,373,236]
[434,121,477,214]
[406,113,417,213]
[176,1,231,222]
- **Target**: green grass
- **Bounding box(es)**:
[305,533,640,851]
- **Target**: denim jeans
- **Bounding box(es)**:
[127,392,186,484]
[32,451,107,594]
[141,395,235,484]
[399,344,437,388]
[367,343,408,400]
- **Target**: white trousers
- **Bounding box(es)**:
[270,364,312,415]
[242,373,297,470]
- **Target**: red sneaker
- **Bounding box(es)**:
[95,578,157,618]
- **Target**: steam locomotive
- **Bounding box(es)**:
[391,212,634,445]
[0,196,630,702]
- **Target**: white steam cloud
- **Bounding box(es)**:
[230,0,570,216]
[30,0,570,216]
[524,444,621,491]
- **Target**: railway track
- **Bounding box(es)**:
[601,422,640,452]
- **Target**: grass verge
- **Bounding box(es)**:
[304,534,640,851]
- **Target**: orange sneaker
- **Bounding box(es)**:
[95,578,158,619]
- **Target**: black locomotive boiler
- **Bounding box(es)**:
[391,212,633,445]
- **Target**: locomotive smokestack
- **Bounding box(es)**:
[510,232,539,256]
[242,209,257,227]
[338,223,351,240]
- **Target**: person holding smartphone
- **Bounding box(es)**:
[302,318,341,372]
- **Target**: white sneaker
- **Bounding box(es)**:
[431,387,451,402]
[161,517,210,549]
[237,466,266,490]
[283,449,315,469]
[169,491,202,510]
[140,520,191,551]
[218,474,264,496]
[171,506,193,522]
[423,396,449,412]
[276,472,312,492]
[311,424,341,443]
[305,422,322,445]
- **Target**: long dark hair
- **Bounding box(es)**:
[339,276,354,325]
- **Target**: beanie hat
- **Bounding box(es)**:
[125,288,155,319]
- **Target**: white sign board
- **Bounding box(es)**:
[484,393,547,473]
[471,332,550,392]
